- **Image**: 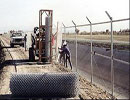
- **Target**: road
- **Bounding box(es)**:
[68,41,129,99]
[0,35,115,99]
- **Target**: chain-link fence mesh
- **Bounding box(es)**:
[62,19,129,98]
[10,72,79,98]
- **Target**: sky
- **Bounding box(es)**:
[0,0,129,33]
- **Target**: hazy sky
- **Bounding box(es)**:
[0,0,129,32]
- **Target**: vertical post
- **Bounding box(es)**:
[62,23,66,41]
[39,10,42,62]
[55,22,59,60]
[50,10,53,62]
[75,27,77,72]
[105,11,114,99]
[72,20,79,72]
[86,16,93,84]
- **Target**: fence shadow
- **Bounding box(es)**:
[1,46,18,49]
[2,59,49,67]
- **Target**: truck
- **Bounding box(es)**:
[10,32,25,47]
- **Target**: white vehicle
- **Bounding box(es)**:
[10,32,25,47]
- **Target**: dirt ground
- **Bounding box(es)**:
[0,35,115,99]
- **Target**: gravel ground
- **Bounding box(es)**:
[0,35,115,99]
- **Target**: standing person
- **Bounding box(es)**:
[58,44,66,66]
[24,34,27,51]
[62,41,73,70]
[31,34,35,49]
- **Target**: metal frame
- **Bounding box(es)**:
[39,10,53,62]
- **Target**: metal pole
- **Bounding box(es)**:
[50,10,53,62]
[39,10,42,62]
[72,20,78,72]
[62,23,66,41]
[86,16,93,84]
[55,22,58,61]
[65,18,130,28]
[105,11,114,99]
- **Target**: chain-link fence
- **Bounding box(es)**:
[10,72,79,98]
[62,16,129,99]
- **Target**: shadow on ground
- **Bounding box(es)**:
[1,46,17,49]
[2,59,50,67]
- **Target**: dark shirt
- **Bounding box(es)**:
[24,35,27,41]
[61,46,70,56]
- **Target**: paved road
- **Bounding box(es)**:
[68,42,129,99]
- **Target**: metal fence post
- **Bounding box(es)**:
[86,16,93,84]
[62,23,66,41]
[72,20,79,72]
[105,11,114,99]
